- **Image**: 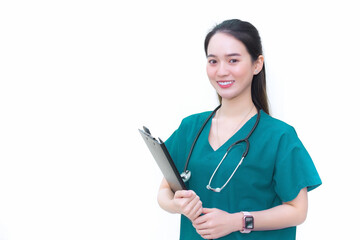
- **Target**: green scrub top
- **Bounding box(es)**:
[165,110,322,240]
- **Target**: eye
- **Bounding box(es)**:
[229,59,239,64]
[208,59,217,65]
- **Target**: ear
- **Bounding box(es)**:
[253,55,264,75]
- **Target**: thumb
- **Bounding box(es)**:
[202,208,214,214]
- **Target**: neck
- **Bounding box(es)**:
[220,94,256,118]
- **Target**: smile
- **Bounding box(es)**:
[217,80,235,88]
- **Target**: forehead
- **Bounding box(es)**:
[207,32,249,56]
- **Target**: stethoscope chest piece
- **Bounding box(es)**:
[206,185,221,192]
[181,170,191,183]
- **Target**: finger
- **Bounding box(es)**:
[202,234,212,239]
[183,195,201,218]
[202,207,213,214]
[173,192,196,215]
[195,226,208,235]
[174,190,194,199]
[196,227,214,240]
[196,229,212,239]
[193,212,208,226]
[193,204,203,219]
[188,198,202,220]
[193,221,208,231]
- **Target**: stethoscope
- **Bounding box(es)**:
[180,105,261,192]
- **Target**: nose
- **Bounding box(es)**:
[216,61,229,77]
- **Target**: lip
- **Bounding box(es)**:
[217,80,235,88]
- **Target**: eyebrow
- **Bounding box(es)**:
[207,53,241,58]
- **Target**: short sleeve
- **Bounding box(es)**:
[164,119,188,174]
[164,112,211,174]
[273,127,322,202]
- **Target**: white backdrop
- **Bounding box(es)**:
[1,0,359,239]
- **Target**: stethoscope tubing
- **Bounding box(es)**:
[181,105,261,192]
[183,105,221,173]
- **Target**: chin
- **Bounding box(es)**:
[216,86,251,102]
[217,91,239,101]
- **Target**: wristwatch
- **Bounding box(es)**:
[240,211,254,233]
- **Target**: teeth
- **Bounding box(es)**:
[218,81,233,85]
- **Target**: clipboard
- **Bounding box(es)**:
[139,126,187,192]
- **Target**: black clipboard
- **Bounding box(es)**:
[139,126,186,192]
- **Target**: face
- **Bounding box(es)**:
[206,32,262,102]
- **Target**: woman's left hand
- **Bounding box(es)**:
[192,208,240,239]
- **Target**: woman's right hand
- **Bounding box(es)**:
[158,179,202,222]
[172,190,203,222]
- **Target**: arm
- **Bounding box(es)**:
[249,187,308,231]
[157,178,203,221]
[193,188,308,239]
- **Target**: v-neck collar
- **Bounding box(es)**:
[206,111,259,152]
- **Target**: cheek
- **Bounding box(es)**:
[206,66,216,80]
[233,65,253,79]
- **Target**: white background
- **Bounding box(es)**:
[1,0,359,239]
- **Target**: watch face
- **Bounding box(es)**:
[244,216,254,229]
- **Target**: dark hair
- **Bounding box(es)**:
[204,19,270,115]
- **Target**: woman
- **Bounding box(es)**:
[157,19,321,240]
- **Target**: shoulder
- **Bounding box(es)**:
[181,111,212,127]
[167,110,212,140]
[259,110,298,138]
[165,110,213,156]
[174,111,213,137]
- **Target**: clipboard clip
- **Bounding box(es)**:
[143,126,151,135]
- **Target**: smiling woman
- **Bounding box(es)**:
[157,19,321,240]
[206,33,263,108]
[204,20,268,115]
